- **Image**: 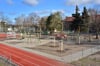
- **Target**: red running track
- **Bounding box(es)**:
[0,33,7,40]
[0,44,73,66]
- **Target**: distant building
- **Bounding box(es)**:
[63,17,74,31]
[63,14,100,31]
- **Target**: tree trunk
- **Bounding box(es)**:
[96,33,99,39]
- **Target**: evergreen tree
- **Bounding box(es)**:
[71,5,82,32]
[82,7,89,32]
[46,14,52,31]
[70,6,89,33]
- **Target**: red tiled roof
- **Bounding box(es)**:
[64,14,100,22]
[96,14,100,18]
[64,17,75,22]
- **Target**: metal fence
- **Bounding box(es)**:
[61,46,100,63]
[0,56,18,66]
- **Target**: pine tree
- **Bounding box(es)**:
[82,6,89,32]
[71,5,82,32]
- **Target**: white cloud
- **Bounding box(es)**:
[7,0,13,5]
[66,0,92,6]
[34,10,50,14]
[51,9,65,14]
[23,0,39,6]
[95,0,100,4]
[33,9,65,14]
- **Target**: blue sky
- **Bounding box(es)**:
[0,0,100,23]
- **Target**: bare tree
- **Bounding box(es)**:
[0,13,9,32]
[15,14,25,25]
[28,13,40,25]
[88,8,100,39]
[15,14,26,33]
[39,17,47,32]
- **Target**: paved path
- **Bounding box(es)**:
[0,43,72,66]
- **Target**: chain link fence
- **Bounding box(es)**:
[0,56,18,66]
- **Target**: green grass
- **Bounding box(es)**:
[71,57,100,66]
[0,62,4,66]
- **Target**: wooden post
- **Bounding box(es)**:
[78,34,80,44]
[61,39,64,52]
[78,26,80,44]
[54,36,56,47]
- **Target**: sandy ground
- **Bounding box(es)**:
[2,38,98,57]
[71,51,100,66]
[24,41,96,57]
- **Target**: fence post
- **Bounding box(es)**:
[61,39,64,52]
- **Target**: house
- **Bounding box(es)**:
[63,17,74,31]
[63,14,100,32]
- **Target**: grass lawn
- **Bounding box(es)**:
[0,62,4,66]
[71,52,100,66]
